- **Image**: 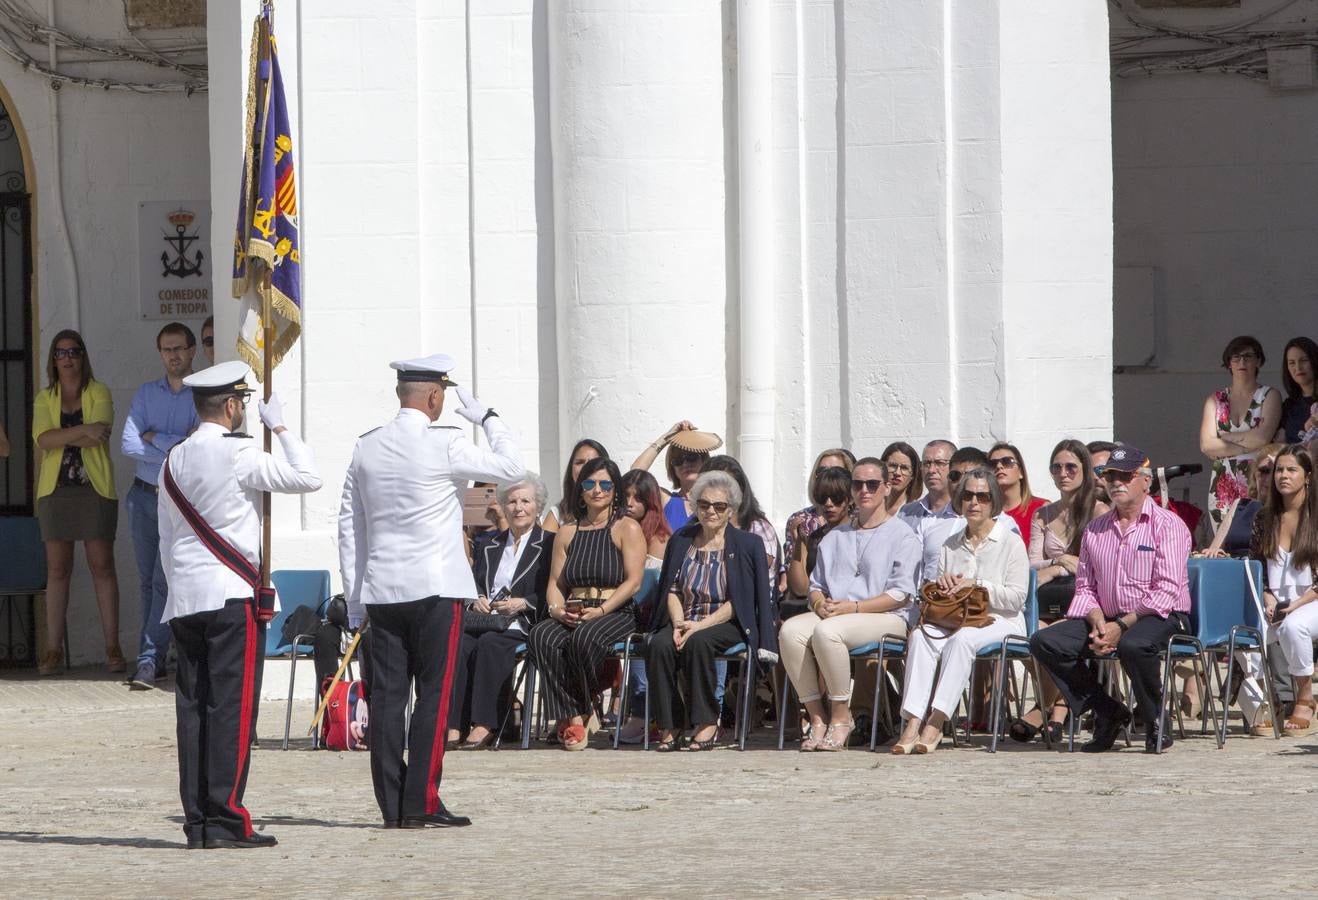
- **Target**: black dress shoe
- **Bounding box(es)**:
[1145,726,1174,753]
[400,801,472,828]
[204,831,278,849]
[1080,704,1132,753]
[458,733,494,751]
[186,837,205,850]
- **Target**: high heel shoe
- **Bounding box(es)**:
[913,736,941,754]
[890,738,918,755]
[799,721,827,752]
[458,732,494,751]
[817,720,854,752]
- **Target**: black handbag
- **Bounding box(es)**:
[1036,574,1076,622]
[463,611,512,636]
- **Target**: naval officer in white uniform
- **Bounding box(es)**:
[158,361,322,849]
[338,353,524,829]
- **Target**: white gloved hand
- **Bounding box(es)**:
[258,393,285,431]
[454,386,490,424]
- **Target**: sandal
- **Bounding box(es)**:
[818,720,854,752]
[1008,717,1040,744]
[799,721,827,752]
[1249,703,1276,737]
[1283,699,1316,736]
[654,735,681,753]
[562,724,589,750]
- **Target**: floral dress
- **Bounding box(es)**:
[1208,384,1275,527]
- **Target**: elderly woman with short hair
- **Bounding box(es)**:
[447,472,554,750]
[893,468,1029,754]
[646,470,778,751]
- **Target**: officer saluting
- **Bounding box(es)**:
[158,361,322,849]
[338,354,523,829]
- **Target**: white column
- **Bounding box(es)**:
[737,0,775,517]
[548,0,727,469]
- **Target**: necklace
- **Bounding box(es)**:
[579,510,611,530]
[852,519,885,578]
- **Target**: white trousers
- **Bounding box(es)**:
[1275,600,1318,677]
[900,617,1021,720]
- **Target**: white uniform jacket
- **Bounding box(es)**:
[158,422,324,621]
[338,408,525,624]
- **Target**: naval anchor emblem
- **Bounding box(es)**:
[161,208,205,279]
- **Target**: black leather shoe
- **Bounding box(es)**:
[400,801,472,828]
[1145,725,1174,753]
[186,837,205,849]
[382,820,403,829]
[1080,704,1131,753]
[204,831,278,849]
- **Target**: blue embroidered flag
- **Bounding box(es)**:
[232,5,300,379]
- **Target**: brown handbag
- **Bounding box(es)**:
[918,580,992,635]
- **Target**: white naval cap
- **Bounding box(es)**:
[182,360,255,397]
[389,353,458,386]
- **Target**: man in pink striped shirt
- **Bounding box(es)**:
[1030,444,1191,753]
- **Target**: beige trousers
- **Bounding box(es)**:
[779,611,909,702]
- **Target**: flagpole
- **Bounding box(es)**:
[257,6,273,596]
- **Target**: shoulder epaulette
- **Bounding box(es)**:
[428,424,460,431]
[359,426,383,438]
[223,432,252,439]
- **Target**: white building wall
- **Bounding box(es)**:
[6,2,210,664]
[1111,0,1318,505]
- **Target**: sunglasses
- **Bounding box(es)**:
[581,479,614,492]
[962,491,993,505]
[672,451,706,466]
[1100,470,1139,484]
[989,457,1018,469]
[817,495,848,508]
[948,470,968,484]
[1257,466,1274,478]
[851,478,884,493]
[201,336,215,347]
[1050,462,1080,475]
[696,500,730,513]
[53,347,84,359]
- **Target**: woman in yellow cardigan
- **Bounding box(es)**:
[32,329,122,675]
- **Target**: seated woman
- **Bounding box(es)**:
[527,458,646,750]
[1280,337,1318,444]
[1011,439,1105,741]
[785,467,853,603]
[701,454,781,581]
[988,441,1049,549]
[631,420,721,532]
[448,473,553,749]
[615,468,674,743]
[1200,334,1282,528]
[646,471,777,751]
[780,457,921,751]
[882,441,922,516]
[783,448,856,582]
[1251,445,1318,735]
[893,468,1029,754]
[542,438,609,533]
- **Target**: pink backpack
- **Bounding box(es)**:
[321,679,369,751]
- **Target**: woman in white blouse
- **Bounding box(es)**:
[1251,445,1318,735]
[893,468,1029,754]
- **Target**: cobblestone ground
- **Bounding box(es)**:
[1,667,1314,898]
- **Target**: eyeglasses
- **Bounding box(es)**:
[581,479,614,492]
[921,459,950,470]
[885,461,912,474]
[53,347,84,359]
[1230,352,1259,363]
[948,470,967,484]
[696,500,730,513]
[1049,462,1080,475]
[201,336,214,347]
[1100,470,1139,484]
[989,457,1018,470]
[962,491,993,505]
[851,478,883,494]
[159,345,192,356]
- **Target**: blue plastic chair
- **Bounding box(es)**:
[983,570,1043,752]
[269,569,331,750]
[775,632,908,751]
[1187,558,1280,746]
[0,517,49,668]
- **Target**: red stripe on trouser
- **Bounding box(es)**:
[227,603,257,836]
[425,607,464,816]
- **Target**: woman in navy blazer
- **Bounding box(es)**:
[448,475,554,750]
[647,470,779,750]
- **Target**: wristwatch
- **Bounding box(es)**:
[1114,617,1129,633]
[481,408,499,424]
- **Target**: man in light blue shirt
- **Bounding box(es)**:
[898,439,958,541]
[121,322,199,689]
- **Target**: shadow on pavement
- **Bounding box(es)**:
[0,831,184,850]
